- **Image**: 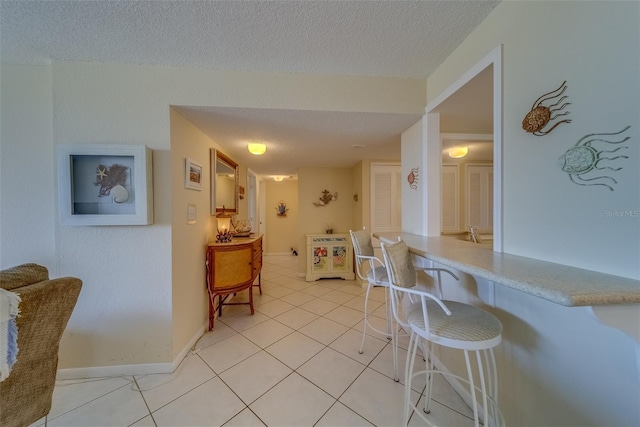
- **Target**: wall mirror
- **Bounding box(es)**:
[211,149,239,215]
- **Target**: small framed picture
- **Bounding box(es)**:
[185,158,203,190]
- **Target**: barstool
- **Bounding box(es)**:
[349,228,394,352]
[381,238,504,427]
[350,228,460,382]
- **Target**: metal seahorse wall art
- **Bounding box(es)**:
[522,81,571,136]
[558,126,631,191]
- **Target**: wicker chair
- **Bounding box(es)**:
[0,264,82,427]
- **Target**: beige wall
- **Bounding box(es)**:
[351,161,363,231]
[297,168,355,274]
[264,179,299,254]
[170,109,218,359]
[235,164,249,220]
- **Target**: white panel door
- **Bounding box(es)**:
[371,163,402,234]
[465,165,493,233]
[441,164,460,232]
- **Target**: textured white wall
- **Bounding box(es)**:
[427,1,639,279]
[418,2,640,425]
[51,62,174,368]
[0,65,55,270]
[401,117,427,235]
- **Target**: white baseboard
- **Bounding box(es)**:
[264,252,292,256]
[56,324,207,380]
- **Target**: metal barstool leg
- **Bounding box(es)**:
[359,282,374,354]
[385,286,393,340]
[424,341,435,414]
[390,287,400,381]
[404,330,418,426]
[464,350,480,427]
[488,348,499,426]
[476,350,489,427]
[392,318,399,381]
[480,349,493,426]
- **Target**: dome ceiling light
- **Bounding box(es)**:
[248,143,266,155]
[448,146,469,159]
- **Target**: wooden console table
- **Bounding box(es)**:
[206,234,262,330]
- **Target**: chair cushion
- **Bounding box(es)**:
[366,266,389,286]
[408,300,502,344]
[382,240,416,288]
[351,229,375,257]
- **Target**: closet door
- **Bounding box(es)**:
[466,165,493,232]
[441,164,460,233]
[370,163,402,235]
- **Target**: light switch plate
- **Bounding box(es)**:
[187,204,196,224]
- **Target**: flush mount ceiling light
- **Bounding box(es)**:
[273,176,284,182]
[248,143,266,156]
[448,146,469,159]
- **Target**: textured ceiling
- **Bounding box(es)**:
[1,0,499,176]
[176,107,424,176]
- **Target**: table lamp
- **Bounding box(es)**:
[216,207,233,243]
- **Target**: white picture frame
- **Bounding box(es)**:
[57,144,153,226]
[185,158,203,191]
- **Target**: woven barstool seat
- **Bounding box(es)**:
[407,300,502,349]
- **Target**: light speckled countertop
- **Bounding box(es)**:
[374,232,640,307]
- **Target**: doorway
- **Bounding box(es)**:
[425,46,502,252]
[247,169,259,235]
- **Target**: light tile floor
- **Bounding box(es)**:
[35,255,476,427]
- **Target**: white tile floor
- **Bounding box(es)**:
[35,255,476,427]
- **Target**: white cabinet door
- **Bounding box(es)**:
[305,234,355,281]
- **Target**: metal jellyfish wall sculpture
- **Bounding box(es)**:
[558,126,631,191]
[407,167,419,190]
[522,80,572,136]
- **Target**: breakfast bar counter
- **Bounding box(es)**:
[374,232,640,307]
